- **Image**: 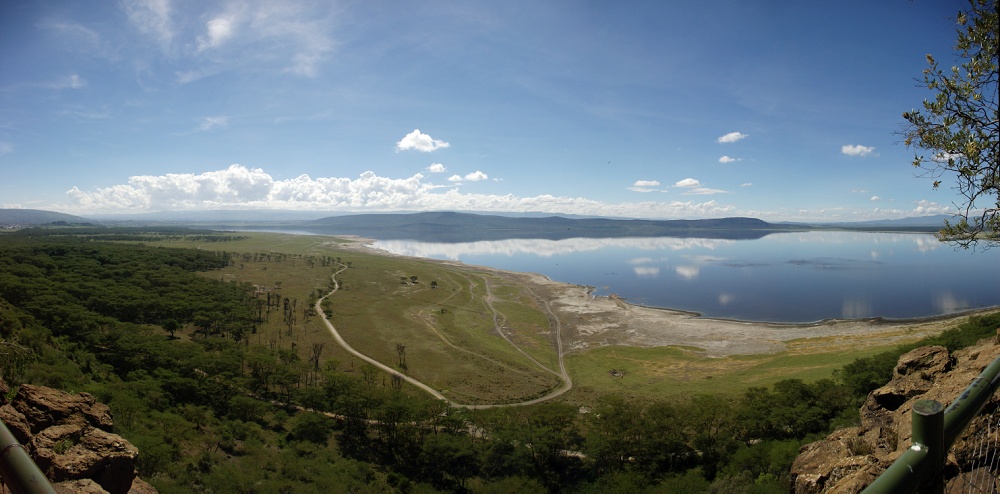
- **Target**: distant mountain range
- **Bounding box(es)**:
[817,214,952,229]
[300,211,797,241]
[1,208,948,240]
[85,209,338,223]
[0,208,92,226]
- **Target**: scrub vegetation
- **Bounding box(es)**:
[1,226,997,492]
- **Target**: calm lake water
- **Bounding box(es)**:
[372,231,1000,323]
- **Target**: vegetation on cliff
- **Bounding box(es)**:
[1,227,997,492]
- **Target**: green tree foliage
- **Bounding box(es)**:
[902,0,998,247]
[289,411,334,444]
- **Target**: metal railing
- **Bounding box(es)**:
[0,420,55,494]
[862,354,1000,494]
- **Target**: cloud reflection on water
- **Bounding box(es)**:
[632,266,661,278]
[675,265,700,280]
[373,236,734,260]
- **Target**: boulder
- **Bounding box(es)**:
[0,379,154,494]
[790,330,1000,493]
[12,384,114,433]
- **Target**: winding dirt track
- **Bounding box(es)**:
[315,265,573,409]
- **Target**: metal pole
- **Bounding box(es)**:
[0,420,56,494]
[943,354,1000,447]
[912,400,944,494]
[860,400,944,494]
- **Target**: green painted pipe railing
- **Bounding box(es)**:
[862,353,1000,494]
[0,420,55,494]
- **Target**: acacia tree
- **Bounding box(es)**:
[902,0,998,247]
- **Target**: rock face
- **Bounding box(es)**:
[0,379,156,494]
[790,332,1000,493]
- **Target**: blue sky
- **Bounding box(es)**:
[0,0,969,221]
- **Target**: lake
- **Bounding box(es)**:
[371,231,1000,323]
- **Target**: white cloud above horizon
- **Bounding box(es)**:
[628,179,663,193]
[396,129,450,152]
[633,180,661,187]
[57,164,751,219]
[37,163,958,223]
[717,132,748,144]
[719,155,739,163]
[674,178,727,195]
[842,144,875,157]
[426,163,447,173]
[197,16,236,52]
[448,171,488,182]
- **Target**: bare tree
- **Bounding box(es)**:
[395,343,407,369]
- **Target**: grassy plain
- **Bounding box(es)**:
[144,232,564,404]
[146,231,953,406]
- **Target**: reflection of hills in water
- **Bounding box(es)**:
[303,211,796,242]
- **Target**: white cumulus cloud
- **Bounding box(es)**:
[197,16,236,51]
[842,144,875,157]
[717,132,747,143]
[932,152,963,163]
[426,163,446,173]
[396,129,450,152]
[448,171,488,182]
[60,164,742,219]
[913,199,951,215]
[870,196,881,202]
[628,179,664,193]
[718,155,738,163]
[674,178,727,195]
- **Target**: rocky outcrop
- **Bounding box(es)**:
[0,379,156,494]
[790,332,1000,492]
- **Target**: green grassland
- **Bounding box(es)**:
[145,231,942,406]
[143,233,564,404]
